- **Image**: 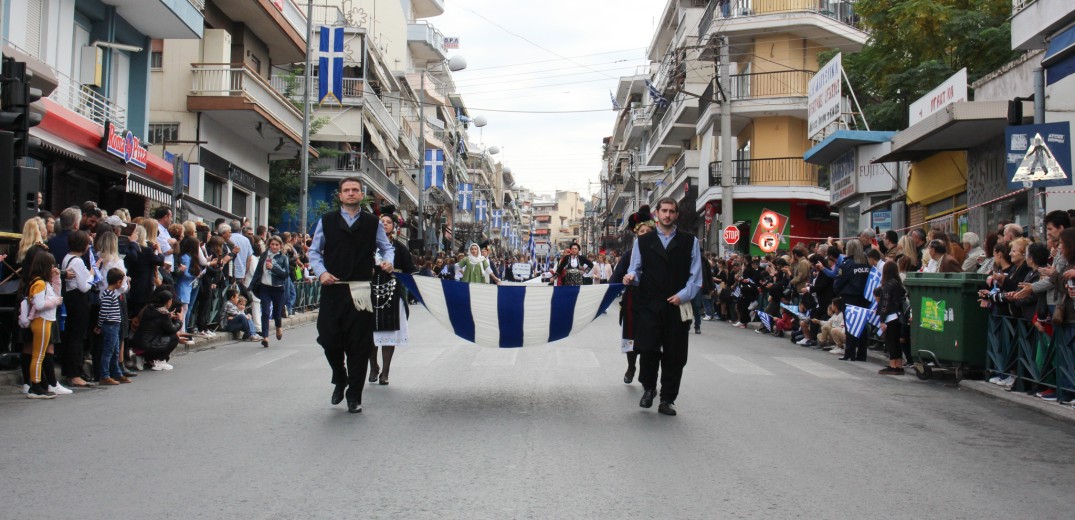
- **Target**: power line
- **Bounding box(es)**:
[463,47,649,72]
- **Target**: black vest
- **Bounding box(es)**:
[637,229,695,301]
[320,210,378,282]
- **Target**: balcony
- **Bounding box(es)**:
[646,91,700,166]
[625,107,651,141]
[408,21,448,63]
[707,158,819,187]
[270,75,365,104]
[699,0,867,57]
[1011,0,1075,50]
[49,69,127,129]
[697,70,814,131]
[188,63,310,158]
[215,0,306,63]
[105,0,204,38]
[731,69,812,99]
[412,0,446,18]
[313,152,399,205]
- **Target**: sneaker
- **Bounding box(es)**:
[830,348,845,356]
[149,360,164,371]
[702,315,712,321]
[796,338,810,345]
[999,376,1016,387]
[26,384,55,399]
[20,384,29,394]
[48,384,74,395]
[988,375,1002,384]
[1037,389,1057,401]
[159,361,174,371]
[734,322,746,329]
[195,330,211,337]
[754,328,767,334]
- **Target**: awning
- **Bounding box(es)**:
[127,175,173,205]
[906,151,967,206]
[873,101,1024,163]
[1044,25,1075,85]
[803,130,897,165]
[179,194,239,222]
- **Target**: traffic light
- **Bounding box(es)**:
[1,56,43,157]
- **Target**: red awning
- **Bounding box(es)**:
[35,98,173,186]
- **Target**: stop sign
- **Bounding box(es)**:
[723,226,740,245]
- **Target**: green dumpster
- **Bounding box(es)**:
[904,272,989,380]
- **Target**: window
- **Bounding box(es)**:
[249,55,261,76]
[150,39,164,69]
[232,188,248,217]
[148,123,179,146]
[205,177,224,208]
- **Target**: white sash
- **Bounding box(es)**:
[345,281,373,312]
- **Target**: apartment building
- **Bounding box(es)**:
[2,0,203,215]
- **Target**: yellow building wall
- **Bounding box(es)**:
[754,0,816,14]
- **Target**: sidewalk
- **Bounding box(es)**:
[743,321,1075,425]
[0,311,318,388]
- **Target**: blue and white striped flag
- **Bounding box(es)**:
[457,183,473,212]
[863,265,882,301]
[645,79,669,109]
[868,300,883,335]
[424,149,444,190]
[780,303,808,320]
[318,26,344,104]
[844,304,872,338]
[731,285,741,299]
[758,311,772,331]
[397,274,624,348]
[610,90,621,110]
[492,209,503,229]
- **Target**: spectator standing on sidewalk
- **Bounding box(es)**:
[877,261,908,375]
[95,268,128,385]
[834,239,870,361]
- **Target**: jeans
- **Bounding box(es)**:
[258,285,286,337]
[225,314,257,338]
[285,277,296,314]
[702,295,715,317]
[99,322,122,379]
[186,283,200,331]
[691,293,704,329]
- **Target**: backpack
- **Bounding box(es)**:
[17,297,36,328]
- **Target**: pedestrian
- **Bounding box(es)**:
[610,205,654,384]
[307,177,396,413]
[370,207,418,386]
[60,230,94,387]
[876,261,907,375]
[622,197,703,416]
[95,268,129,385]
[129,290,181,371]
[250,235,291,348]
[457,243,500,284]
[23,252,64,399]
[834,239,870,361]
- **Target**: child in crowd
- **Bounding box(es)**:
[25,252,64,399]
[95,268,130,385]
[818,298,846,354]
[223,290,262,342]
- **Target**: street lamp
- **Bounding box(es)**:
[417,55,467,253]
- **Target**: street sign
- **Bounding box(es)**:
[758,232,779,253]
[723,226,740,245]
[1006,122,1071,189]
[751,208,789,251]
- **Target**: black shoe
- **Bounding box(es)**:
[624,366,636,384]
[838,356,852,361]
[658,401,677,416]
[331,384,346,405]
[639,388,656,408]
[347,399,362,413]
[694,328,701,334]
[368,368,379,384]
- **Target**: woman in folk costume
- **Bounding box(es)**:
[555,242,594,286]
[457,242,502,284]
[610,205,654,384]
[370,206,418,385]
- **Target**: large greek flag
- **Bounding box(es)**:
[398,274,624,348]
[863,265,883,332]
[844,304,872,338]
[318,27,344,104]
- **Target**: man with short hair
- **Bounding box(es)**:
[79,202,101,231]
[1013,210,1070,303]
[929,240,961,273]
[859,228,876,250]
[883,230,900,260]
[308,177,395,414]
[47,207,81,261]
[623,197,703,416]
[152,207,176,267]
[789,246,811,293]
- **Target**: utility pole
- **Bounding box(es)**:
[719,36,734,255]
[299,0,314,235]
[1030,67,1046,240]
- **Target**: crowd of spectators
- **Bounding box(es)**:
[7,201,318,398]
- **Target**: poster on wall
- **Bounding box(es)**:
[751,208,789,252]
[871,210,892,232]
[1005,121,1072,189]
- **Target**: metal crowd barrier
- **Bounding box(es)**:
[986,314,1075,401]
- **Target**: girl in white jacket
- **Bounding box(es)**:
[25,253,64,399]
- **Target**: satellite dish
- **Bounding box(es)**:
[473,115,488,127]
[488,146,500,155]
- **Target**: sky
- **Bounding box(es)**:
[434,0,667,198]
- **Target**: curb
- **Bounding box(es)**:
[1,311,319,388]
[958,379,1075,425]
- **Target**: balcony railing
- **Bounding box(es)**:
[187,0,206,10]
[700,0,860,31]
[1012,0,1036,15]
[313,152,399,202]
[48,69,127,129]
[707,158,819,186]
[269,75,364,102]
[699,80,714,116]
[191,64,303,132]
[730,69,813,99]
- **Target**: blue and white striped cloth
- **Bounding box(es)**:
[758,311,772,331]
[863,265,883,334]
[397,274,624,348]
[844,304,873,338]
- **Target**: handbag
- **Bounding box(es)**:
[1053,295,1068,326]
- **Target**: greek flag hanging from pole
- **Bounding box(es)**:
[425,149,445,190]
[318,26,344,105]
[475,197,487,222]
[457,183,473,212]
[397,274,624,348]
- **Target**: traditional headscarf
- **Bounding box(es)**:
[466,242,486,265]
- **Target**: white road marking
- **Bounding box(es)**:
[211,350,297,371]
[472,348,518,367]
[774,356,858,379]
[703,354,774,375]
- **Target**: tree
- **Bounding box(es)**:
[830,0,1018,131]
[268,67,332,229]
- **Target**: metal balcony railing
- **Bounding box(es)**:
[187,0,206,10]
[313,152,399,202]
[730,69,813,99]
[1011,0,1036,15]
[707,158,819,186]
[48,69,127,129]
[700,0,861,31]
[191,64,303,133]
[269,75,364,102]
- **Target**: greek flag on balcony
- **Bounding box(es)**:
[610,90,621,110]
[457,183,473,212]
[645,79,669,109]
[318,26,344,105]
[475,198,488,222]
[492,209,503,229]
[397,274,624,348]
[425,148,445,190]
[844,304,872,338]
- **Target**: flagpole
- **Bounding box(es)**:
[299,1,314,236]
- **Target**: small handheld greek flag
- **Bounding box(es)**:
[844,304,872,338]
[758,311,772,331]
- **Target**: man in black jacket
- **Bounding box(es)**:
[622,198,703,416]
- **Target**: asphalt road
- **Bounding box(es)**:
[2,306,1074,519]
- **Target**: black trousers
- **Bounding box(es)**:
[636,304,691,403]
[317,284,374,403]
[843,295,869,360]
[60,289,89,378]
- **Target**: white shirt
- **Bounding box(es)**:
[230,233,254,279]
[62,253,93,293]
[158,223,174,266]
[97,257,129,294]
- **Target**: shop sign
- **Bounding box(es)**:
[101,121,148,169]
[909,68,967,127]
[1006,121,1072,189]
[443,37,460,49]
[829,149,856,203]
[808,53,842,139]
[871,210,892,232]
[856,142,898,194]
[228,165,256,191]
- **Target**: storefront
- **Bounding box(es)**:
[804,130,905,237]
[30,98,173,217]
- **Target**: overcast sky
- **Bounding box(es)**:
[435,0,666,197]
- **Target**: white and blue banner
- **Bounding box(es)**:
[457,183,473,212]
[475,198,488,222]
[398,274,624,348]
[758,311,772,331]
[780,303,808,320]
[863,265,883,334]
[425,148,444,190]
[318,26,344,104]
[844,304,872,338]
[491,209,503,229]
